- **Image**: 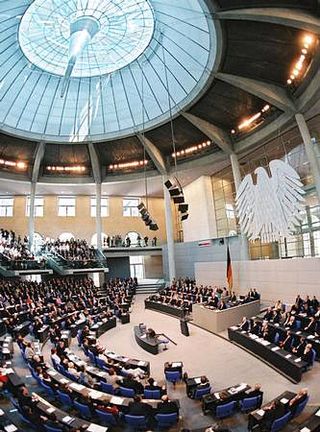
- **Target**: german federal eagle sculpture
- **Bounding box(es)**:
[236,159,305,243]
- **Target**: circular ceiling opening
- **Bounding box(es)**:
[18,0,155,78]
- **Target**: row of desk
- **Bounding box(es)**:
[228,327,307,383]
[144,300,185,318]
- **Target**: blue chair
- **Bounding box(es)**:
[39,381,55,397]
[165,370,181,387]
[240,396,262,412]
[193,386,211,400]
[295,320,302,330]
[57,390,73,407]
[215,401,237,419]
[292,396,309,418]
[119,386,135,397]
[100,381,114,395]
[88,351,96,365]
[74,400,91,419]
[270,411,292,432]
[124,414,147,428]
[95,409,118,426]
[274,332,280,344]
[144,389,161,399]
[155,412,178,428]
[96,357,109,371]
[77,331,82,347]
[44,426,63,432]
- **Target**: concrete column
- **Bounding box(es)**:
[28,182,36,251]
[296,113,320,203]
[163,179,176,282]
[230,152,250,260]
[96,182,102,251]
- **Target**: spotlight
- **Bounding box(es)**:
[178,203,189,213]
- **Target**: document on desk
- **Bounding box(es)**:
[294,358,302,363]
[307,335,315,339]
[69,383,85,391]
[256,409,265,417]
[0,409,4,416]
[172,362,181,367]
[285,354,292,359]
[194,377,201,384]
[280,398,289,404]
[315,409,320,417]
[110,396,124,405]
[62,416,74,424]
[272,346,280,351]
[89,390,101,399]
[87,424,108,432]
[46,407,56,414]
[140,334,147,339]
[138,361,145,366]
[260,340,271,346]
[230,326,238,330]
[4,425,18,432]
[214,392,220,399]
[300,428,311,432]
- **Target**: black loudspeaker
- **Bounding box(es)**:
[169,187,181,197]
[149,223,159,231]
[178,203,188,213]
[137,203,145,211]
[180,319,189,336]
[164,180,173,189]
[173,195,185,204]
[181,212,189,221]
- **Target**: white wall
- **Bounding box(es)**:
[195,257,320,304]
[182,176,217,242]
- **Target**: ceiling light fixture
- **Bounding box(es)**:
[287,33,315,87]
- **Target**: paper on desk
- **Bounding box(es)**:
[307,335,315,339]
[46,407,56,414]
[280,398,289,404]
[300,428,311,432]
[256,409,265,417]
[69,383,85,391]
[89,390,101,399]
[214,392,220,399]
[0,409,4,416]
[87,424,108,432]
[294,358,302,363]
[315,409,320,417]
[194,377,201,384]
[138,361,145,366]
[62,416,74,424]
[230,326,238,330]
[272,347,280,351]
[110,396,124,405]
[4,425,17,432]
[285,354,292,359]
[172,362,181,367]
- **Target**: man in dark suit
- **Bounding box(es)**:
[244,384,263,407]
[263,400,288,429]
[156,395,179,415]
[288,388,308,415]
[144,377,165,395]
[128,395,153,416]
[118,374,144,395]
[292,337,307,357]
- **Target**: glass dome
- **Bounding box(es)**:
[0,0,217,143]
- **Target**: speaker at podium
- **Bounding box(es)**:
[180,318,189,336]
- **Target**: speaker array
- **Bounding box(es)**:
[137,203,159,231]
[164,180,189,221]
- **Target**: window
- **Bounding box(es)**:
[58,197,75,217]
[91,197,109,217]
[123,198,139,217]
[126,231,141,247]
[0,197,14,217]
[26,196,44,217]
[225,203,235,219]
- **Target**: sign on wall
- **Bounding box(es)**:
[236,159,305,243]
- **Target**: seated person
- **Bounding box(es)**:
[156,394,179,415]
[288,388,308,414]
[144,377,166,396]
[118,373,144,395]
[245,383,263,403]
[263,307,274,321]
[251,321,263,337]
[239,316,250,332]
[279,331,295,351]
[128,395,153,416]
[302,344,315,366]
[189,375,210,398]
[304,316,318,334]
[263,399,288,429]
[292,337,307,357]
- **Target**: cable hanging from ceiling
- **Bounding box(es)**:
[137,63,158,231]
[161,31,189,222]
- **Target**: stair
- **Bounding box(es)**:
[136,280,165,295]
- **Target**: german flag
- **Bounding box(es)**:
[226,244,233,290]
